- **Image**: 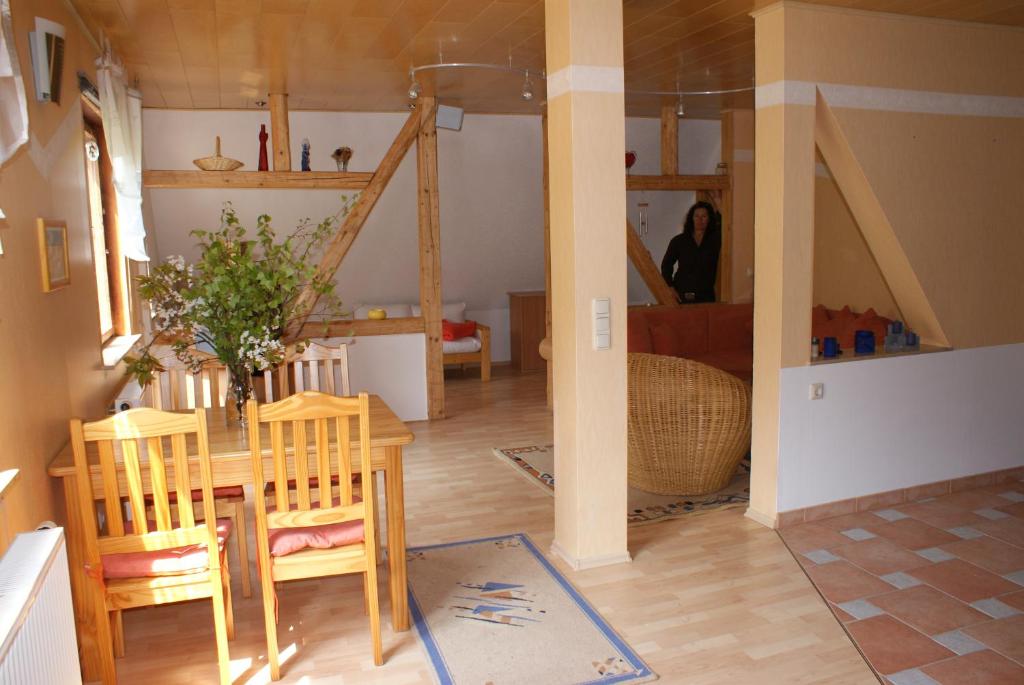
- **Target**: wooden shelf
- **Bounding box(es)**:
[626,174,730,191]
[142,170,373,190]
[810,343,952,365]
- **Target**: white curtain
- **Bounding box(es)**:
[0,0,28,164]
[96,45,149,261]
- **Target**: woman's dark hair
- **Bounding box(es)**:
[682,201,719,237]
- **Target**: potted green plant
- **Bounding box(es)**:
[125,201,351,421]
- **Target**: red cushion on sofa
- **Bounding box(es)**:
[707,303,754,352]
[812,304,830,326]
[102,518,232,579]
[442,319,477,341]
[627,311,653,353]
[646,306,709,357]
[691,351,753,383]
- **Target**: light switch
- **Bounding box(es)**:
[593,298,611,350]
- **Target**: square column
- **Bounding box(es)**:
[545,0,630,568]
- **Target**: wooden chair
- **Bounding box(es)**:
[148,347,253,598]
[246,391,383,679]
[70,408,234,684]
[261,340,350,401]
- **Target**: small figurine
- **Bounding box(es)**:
[258,124,269,171]
[301,138,311,171]
[332,146,353,172]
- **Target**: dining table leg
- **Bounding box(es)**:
[384,445,409,631]
[62,473,117,684]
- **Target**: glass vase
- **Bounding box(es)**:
[225,364,254,426]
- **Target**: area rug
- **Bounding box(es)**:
[493,445,750,526]
[407,533,657,685]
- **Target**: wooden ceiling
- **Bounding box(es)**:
[69,0,1024,117]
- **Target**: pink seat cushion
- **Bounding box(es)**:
[267,498,365,557]
[102,518,232,579]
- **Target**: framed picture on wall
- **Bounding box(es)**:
[37,218,70,291]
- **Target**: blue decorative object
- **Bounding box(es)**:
[300,138,310,171]
[823,336,839,358]
[854,330,875,355]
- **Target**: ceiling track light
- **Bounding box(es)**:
[675,95,685,118]
[521,70,534,101]
[408,69,422,100]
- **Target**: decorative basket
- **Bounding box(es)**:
[193,136,243,172]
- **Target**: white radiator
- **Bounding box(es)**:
[0,528,82,685]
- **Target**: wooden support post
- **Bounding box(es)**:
[542,112,553,409]
[417,98,444,420]
[660,105,678,175]
[626,220,679,305]
[285,103,433,340]
[269,92,291,171]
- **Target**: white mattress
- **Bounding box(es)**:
[442,336,482,354]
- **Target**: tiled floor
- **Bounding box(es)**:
[780,479,1024,684]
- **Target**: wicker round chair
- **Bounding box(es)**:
[627,352,752,496]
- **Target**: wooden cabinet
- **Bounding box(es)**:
[509,291,547,372]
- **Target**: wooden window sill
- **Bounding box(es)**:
[101,333,141,369]
[810,344,951,366]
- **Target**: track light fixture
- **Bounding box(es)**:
[675,95,685,118]
[521,71,534,101]
[408,70,421,100]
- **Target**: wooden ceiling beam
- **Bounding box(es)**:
[284,100,436,341]
[627,175,729,191]
[660,105,678,175]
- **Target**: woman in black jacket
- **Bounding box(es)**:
[660,201,720,303]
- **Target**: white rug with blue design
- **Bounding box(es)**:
[407,534,657,685]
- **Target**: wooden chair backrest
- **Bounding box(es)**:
[70,408,221,563]
[245,391,374,544]
[262,341,350,401]
[151,349,226,411]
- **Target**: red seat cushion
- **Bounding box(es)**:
[627,311,653,353]
[102,518,232,579]
[442,319,477,341]
[267,498,365,557]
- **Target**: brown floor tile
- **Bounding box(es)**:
[814,512,888,533]
[983,481,1024,497]
[975,518,1024,548]
[845,614,953,675]
[938,490,1020,512]
[963,614,1024,664]
[899,500,987,529]
[778,522,852,554]
[941,536,1024,575]
[999,590,1024,612]
[870,585,990,635]
[922,650,1024,684]
[804,560,894,604]
[833,537,932,576]
[910,559,1019,603]
[870,518,961,550]
[996,501,1024,519]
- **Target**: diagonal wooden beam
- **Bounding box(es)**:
[627,220,679,305]
[285,101,435,340]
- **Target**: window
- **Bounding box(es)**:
[82,95,133,345]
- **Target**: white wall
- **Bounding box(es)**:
[777,344,1024,511]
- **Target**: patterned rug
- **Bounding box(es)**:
[407,533,657,685]
[493,445,750,526]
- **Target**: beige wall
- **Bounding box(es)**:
[0,0,125,543]
[813,158,899,319]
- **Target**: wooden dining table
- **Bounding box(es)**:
[47,395,414,683]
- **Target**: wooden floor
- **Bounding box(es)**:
[113,369,875,684]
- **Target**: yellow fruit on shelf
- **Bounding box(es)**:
[367,308,388,320]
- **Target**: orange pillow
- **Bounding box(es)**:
[812,305,830,326]
[442,319,477,341]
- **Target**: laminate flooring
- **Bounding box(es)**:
[112,368,875,684]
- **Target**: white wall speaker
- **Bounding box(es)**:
[28,17,66,104]
[436,104,464,131]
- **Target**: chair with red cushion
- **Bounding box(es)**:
[246,391,383,679]
[70,407,234,684]
[147,346,252,598]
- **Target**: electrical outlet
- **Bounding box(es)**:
[809,383,824,400]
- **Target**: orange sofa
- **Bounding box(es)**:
[627,304,753,382]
